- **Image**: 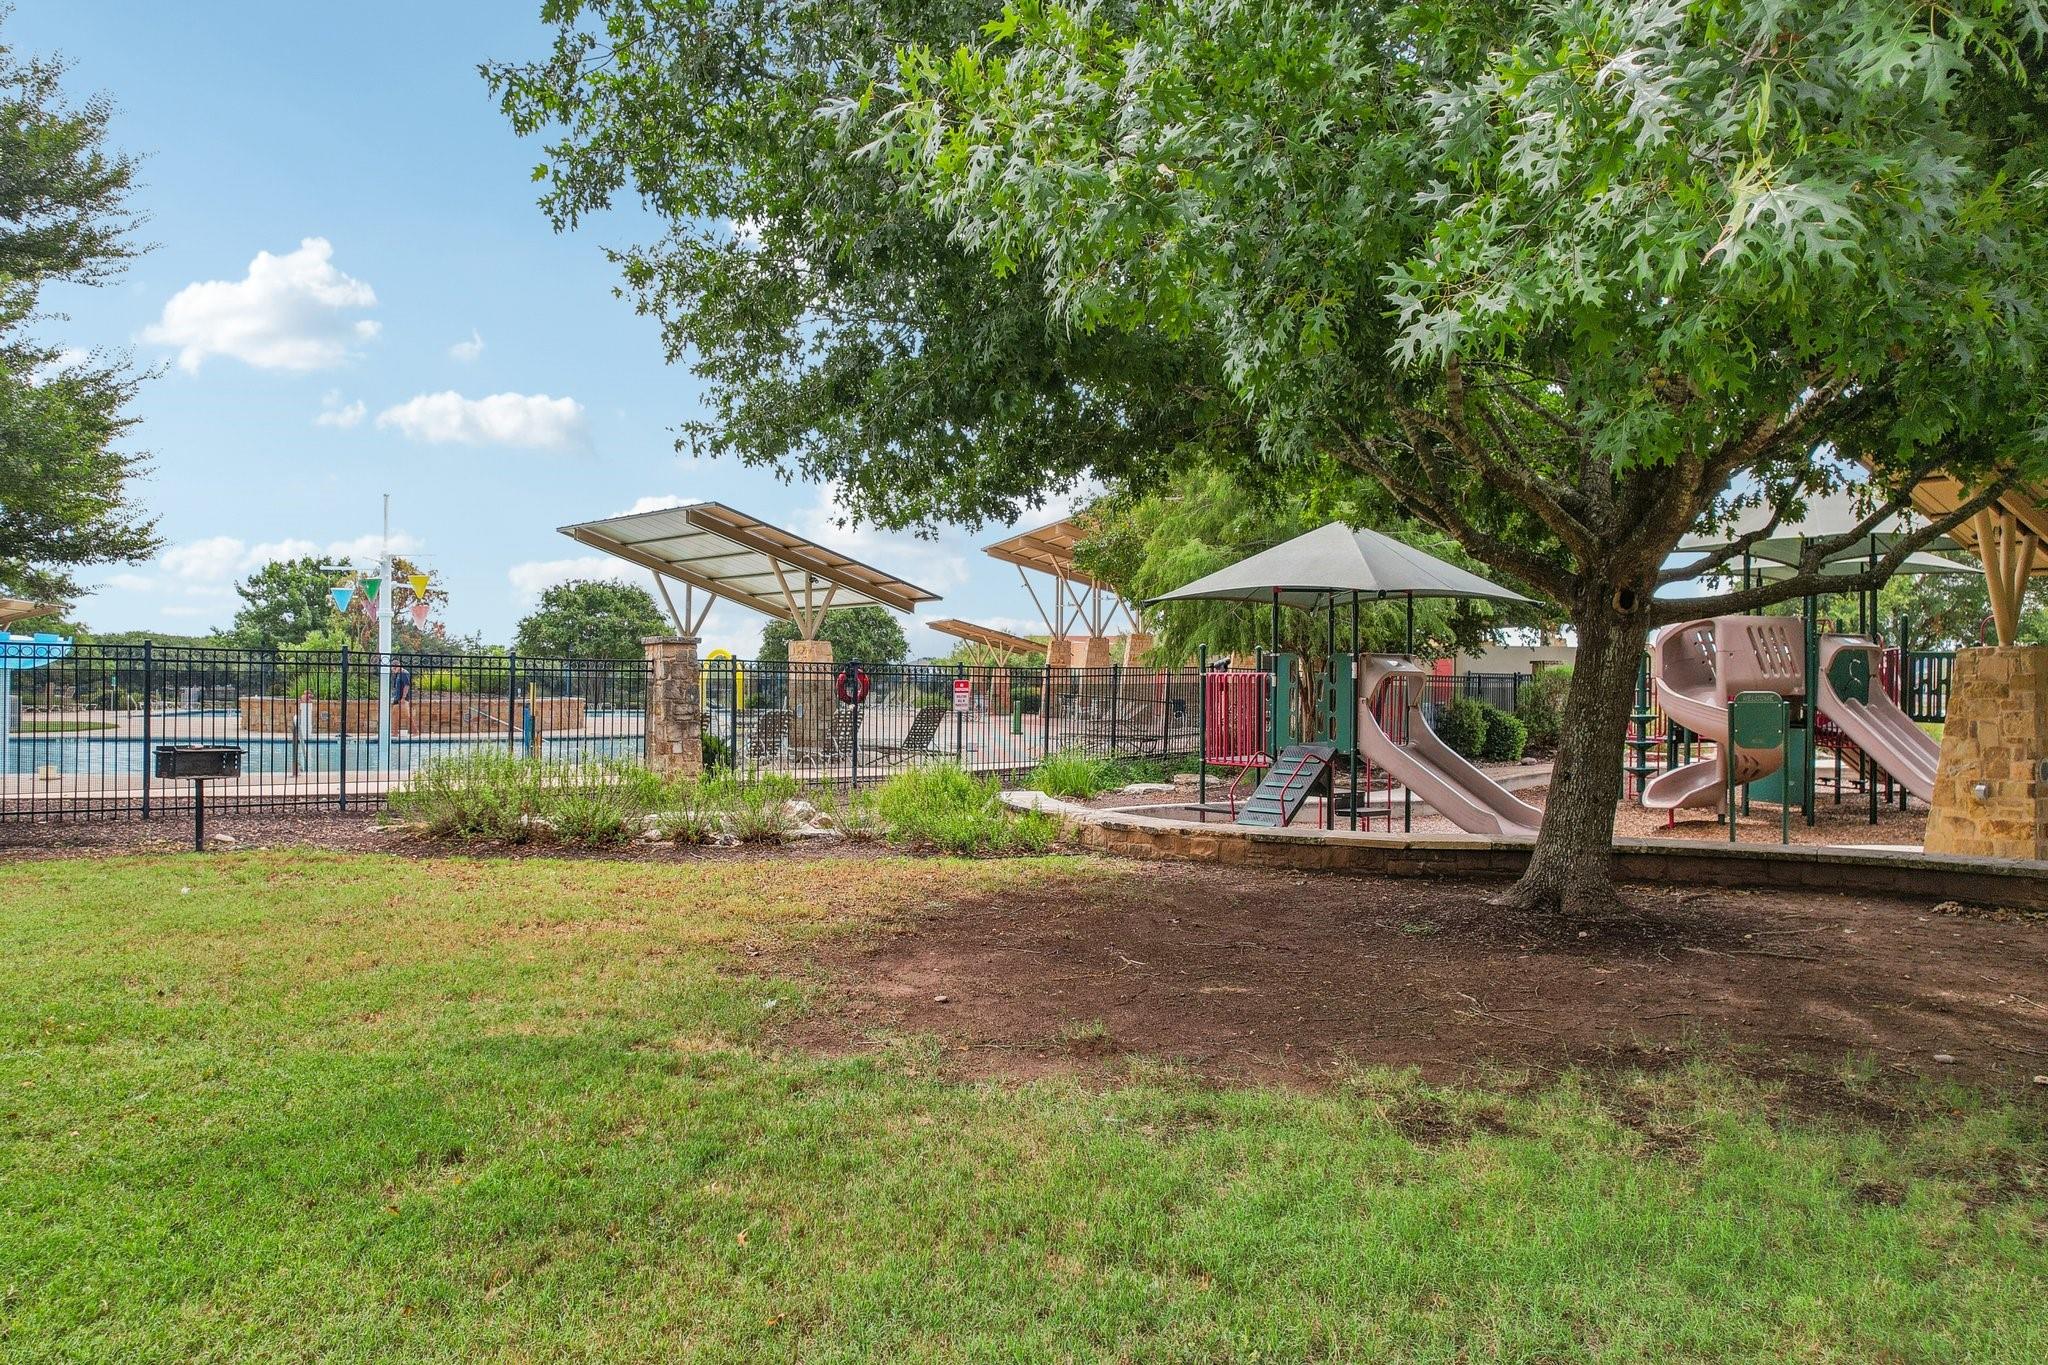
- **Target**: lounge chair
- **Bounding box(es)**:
[745,709,791,763]
[871,705,949,762]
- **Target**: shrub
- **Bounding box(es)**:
[701,732,732,772]
[1032,749,1115,799]
[549,786,632,845]
[1434,697,1490,759]
[1478,705,1528,762]
[391,753,654,846]
[871,763,1056,854]
[1514,666,1572,751]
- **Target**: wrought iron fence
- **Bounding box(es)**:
[698,659,1203,786]
[1,643,649,821]
[1,647,1212,821]
[1421,671,1526,714]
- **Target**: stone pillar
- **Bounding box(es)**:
[1925,646,2048,860]
[787,637,836,752]
[1080,634,1114,669]
[642,635,702,779]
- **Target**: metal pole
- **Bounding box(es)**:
[954,663,964,758]
[1803,591,1818,826]
[1109,662,1121,755]
[141,640,153,821]
[338,646,350,812]
[1404,593,1414,831]
[1197,643,1209,808]
[377,493,393,769]
[193,778,205,853]
[1349,591,1359,831]
[1042,663,1054,761]
[1270,589,1280,657]
[507,652,519,756]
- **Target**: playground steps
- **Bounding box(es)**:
[1236,743,1338,828]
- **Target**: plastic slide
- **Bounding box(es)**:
[1355,656,1542,838]
[1816,635,1940,802]
[1640,616,1802,812]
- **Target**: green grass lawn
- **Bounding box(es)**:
[3,853,2043,1362]
[16,720,115,734]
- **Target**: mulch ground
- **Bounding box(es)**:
[781,860,2048,1097]
[0,810,875,866]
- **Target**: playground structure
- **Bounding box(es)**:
[1158,522,1543,836]
[1641,616,1806,814]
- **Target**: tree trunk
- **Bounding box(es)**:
[1495,597,1651,917]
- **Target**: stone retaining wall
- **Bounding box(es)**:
[240,695,586,735]
[1012,794,2048,910]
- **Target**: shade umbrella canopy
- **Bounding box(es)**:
[1675,487,1961,575]
[1745,551,1983,582]
[1145,523,1533,609]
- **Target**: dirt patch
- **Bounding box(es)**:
[781,860,2048,1095]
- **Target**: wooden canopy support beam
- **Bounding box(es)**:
[1975,508,2038,646]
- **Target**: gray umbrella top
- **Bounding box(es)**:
[1144,522,1533,610]
[1673,486,1961,574]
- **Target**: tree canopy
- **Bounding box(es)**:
[757,605,909,664]
[485,0,1245,531]
[513,579,668,660]
[0,22,157,606]
[229,557,342,653]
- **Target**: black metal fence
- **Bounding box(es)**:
[1,644,648,821]
[698,660,1203,787]
[1,647,1211,821]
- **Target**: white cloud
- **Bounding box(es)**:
[507,555,639,605]
[623,494,696,515]
[376,391,586,450]
[141,237,379,372]
[313,391,365,428]
[160,535,250,588]
[449,329,485,362]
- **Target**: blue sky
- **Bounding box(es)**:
[20,2,1075,657]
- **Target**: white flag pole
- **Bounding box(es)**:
[377,492,393,764]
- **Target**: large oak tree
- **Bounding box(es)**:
[498,0,2048,912]
[872,0,2048,911]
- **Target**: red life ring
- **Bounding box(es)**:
[835,666,872,705]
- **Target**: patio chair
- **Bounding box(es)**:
[873,705,949,761]
[745,709,791,763]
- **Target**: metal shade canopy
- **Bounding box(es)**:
[1145,522,1533,609]
[926,618,1042,656]
[0,598,62,628]
[1746,551,1983,582]
[559,500,941,638]
[1675,487,1961,575]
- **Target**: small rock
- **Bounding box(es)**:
[933,994,951,1004]
[210,834,238,846]
[2033,1075,2047,1086]
[1119,782,1175,794]
[1933,1053,1957,1064]
[1576,930,1591,939]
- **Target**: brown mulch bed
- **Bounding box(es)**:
[0,809,881,866]
[780,860,2048,1095]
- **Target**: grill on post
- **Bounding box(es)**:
[154,745,243,851]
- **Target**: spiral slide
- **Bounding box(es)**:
[1816,635,1939,802]
[1354,655,1542,838]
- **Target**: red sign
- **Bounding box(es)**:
[952,678,973,712]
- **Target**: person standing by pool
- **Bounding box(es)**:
[391,661,412,734]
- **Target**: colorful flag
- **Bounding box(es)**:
[361,576,381,604]
[408,573,429,599]
[330,586,354,613]
[410,601,429,628]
